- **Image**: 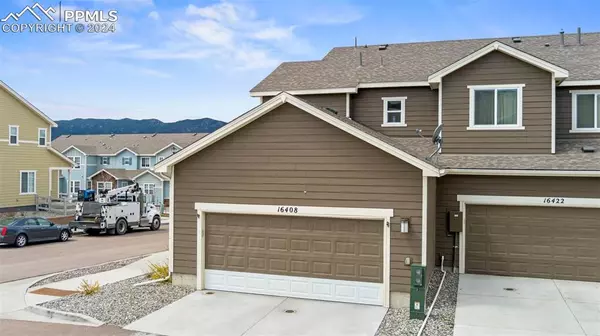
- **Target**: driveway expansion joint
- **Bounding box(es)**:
[240,297,288,336]
[553,279,587,335]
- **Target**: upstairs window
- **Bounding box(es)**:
[468,84,524,130]
[122,157,132,165]
[141,157,151,168]
[68,156,81,169]
[381,97,407,127]
[101,157,110,165]
[9,125,18,145]
[38,128,47,146]
[571,90,600,132]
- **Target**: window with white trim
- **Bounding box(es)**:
[20,171,36,194]
[87,180,92,189]
[38,128,47,146]
[70,180,81,194]
[468,84,524,129]
[101,157,110,165]
[571,90,600,132]
[122,157,132,165]
[143,183,155,195]
[97,181,113,190]
[68,156,81,169]
[141,157,151,168]
[9,125,18,145]
[381,97,407,127]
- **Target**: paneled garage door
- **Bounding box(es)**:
[204,213,385,305]
[466,205,600,281]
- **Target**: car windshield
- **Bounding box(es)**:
[0,217,17,226]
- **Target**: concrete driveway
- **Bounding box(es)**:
[454,274,600,336]
[125,291,387,336]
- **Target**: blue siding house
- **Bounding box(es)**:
[52,133,206,209]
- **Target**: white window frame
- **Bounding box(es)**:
[141,157,151,168]
[97,181,113,190]
[157,156,165,162]
[70,180,81,194]
[87,180,92,190]
[37,128,47,147]
[68,156,81,169]
[570,89,600,133]
[101,157,109,165]
[467,84,525,130]
[122,156,132,165]
[19,170,36,195]
[143,183,155,195]
[8,125,19,145]
[381,97,407,127]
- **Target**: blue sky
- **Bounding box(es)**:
[1,0,599,122]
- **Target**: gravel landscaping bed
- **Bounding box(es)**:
[40,275,195,326]
[31,256,145,288]
[376,269,459,336]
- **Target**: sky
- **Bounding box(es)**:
[1,0,599,123]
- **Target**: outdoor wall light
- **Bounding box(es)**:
[400,218,410,233]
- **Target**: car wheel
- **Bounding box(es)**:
[115,219,127,235]
[59,230,70,242]
[15,234,27,248]
[149,216,161,231]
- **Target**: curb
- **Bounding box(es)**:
[25,305,104,326]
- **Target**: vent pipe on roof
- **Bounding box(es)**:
[577,27,582,45]
[354,36,357,48]
[359,51,363,66]
[560,29,565,46]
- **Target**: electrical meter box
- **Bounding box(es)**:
[410,264,426,320]
[448,211,463,233]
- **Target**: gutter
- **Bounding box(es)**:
[440,168,600,178]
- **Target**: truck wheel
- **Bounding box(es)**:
[115,219,127,235]
[150,216,161,231]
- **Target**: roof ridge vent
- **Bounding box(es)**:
[378,44,388,50]
[511,37,522,43]
[151,133,157,137]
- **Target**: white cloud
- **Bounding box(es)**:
[185,3,240,23]
[251,25,295,41]
[148,10,160,20]
[302,3,364,25]
[173,19,235,47]
[136,67,171,78]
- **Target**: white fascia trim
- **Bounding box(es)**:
[569,129,600,133]
[428,41,569,84]
[132,169,165,182]
[560,80,600,87]
[156,93,440,176]
[87,169,119,180]
[1,80,57,127]
[195,203,394,220]
[357,81,429,88]
[345,93,351,118]
[168,166,175,273]
[151,142,182,156]
[551,73,556,153]
[421,177,428,267]
[61,145,87,155]
[442,168,600,177]
[250,87,357,97]
[457,195,600,209]
[48,146,75,166]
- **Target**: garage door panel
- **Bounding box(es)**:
[466,205,600,281]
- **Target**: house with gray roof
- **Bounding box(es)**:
[154,30,599,310]
[52,133,206,208]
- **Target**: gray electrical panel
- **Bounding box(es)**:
[448,211,463,232]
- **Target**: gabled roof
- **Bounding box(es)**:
[0,80,57,127]
[251,32,600,94]
[155,93,440,176]
[88,168,158,181]
[132,169,169,181]
[53,133,206,156]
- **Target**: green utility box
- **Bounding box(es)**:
[409,264,426,320]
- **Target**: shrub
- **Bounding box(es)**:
[148,262,170,281]
[78,279,100,295]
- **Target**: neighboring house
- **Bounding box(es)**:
[157,31,600,309]
[51,133,205,207]
[0,81,73,211]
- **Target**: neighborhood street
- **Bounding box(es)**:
[0,226,168,284]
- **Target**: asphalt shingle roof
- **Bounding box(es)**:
[252,32,600,92]
[52,133,207,155]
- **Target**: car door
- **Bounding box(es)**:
[22,218,43,242]
[36,218,59,241]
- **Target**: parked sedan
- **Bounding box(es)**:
[0,217,72,247]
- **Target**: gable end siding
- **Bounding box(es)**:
[173,103,424,293]
[442,51,553,154]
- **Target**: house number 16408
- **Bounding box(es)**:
[277,206,299,213]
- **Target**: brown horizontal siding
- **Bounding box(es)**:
[173,103,424,293]
[351,87,438,137]
[436,175,600,268]
[442,51,552,154]
[263,94,347,115]
[556,86,600,140]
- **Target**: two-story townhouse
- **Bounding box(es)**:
[155,31,600,309]
[0,81,73,211]
[51,133,206,208]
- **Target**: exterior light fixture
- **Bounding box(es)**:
[400,218,409,233]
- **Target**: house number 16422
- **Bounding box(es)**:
[543,197,565,204]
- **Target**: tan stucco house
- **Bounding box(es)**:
[156,31,600,309]
[0,81,73,211]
